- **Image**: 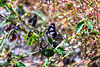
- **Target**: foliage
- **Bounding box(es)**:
[0,0,100,67]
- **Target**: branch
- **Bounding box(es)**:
[24,50,39,57]
[55,52,73,64]
[0,14,27,33]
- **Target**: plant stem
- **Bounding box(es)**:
[24,50,39,57]
[0,14,27,33]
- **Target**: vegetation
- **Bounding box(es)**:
[0,0,100,67]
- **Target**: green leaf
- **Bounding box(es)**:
[15,62,26,67]
[7,59,12,63]
[28,35,36,45]
[18,55,23,59]
[48,38,53,45]
[0,0,4,7]
[39,31,43,36]
[76,21,84,34]
[41,49,54,57]
[56,47,65,56]
[89,30,99,35]
[45,58,49,67]
[99,24,100,27]
[24,33,28,40]
[87,21,93,30]
[3,48,7,53]
[24,34,28,40]
[12,54,18,58]
[24,31,31,40]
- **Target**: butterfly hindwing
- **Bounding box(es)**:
[46,23,57,39]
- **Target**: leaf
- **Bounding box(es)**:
[87,21,93,30]
[12,54,23,59]
[28,35,36,45]
[7,59,12,63]
[48,38,53,45]
[18,55,23,59]
[89,30,99,35]
[39,31,43,36]
[24,31,30,40]
[3,48,7,53]
[76,21,84,34]
[15,62,26,67]
[56,47,65,56]
[24,34,28,40]
[67,3,73,9]
[45,58,49,67]
[12,54,18,58]
[0,29,14,50]
[0,0,4,7]
[41,49,54,57]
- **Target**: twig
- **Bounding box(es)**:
[0,14,27,33]
[56,29,77,46]
[24,50,39,57]
[75,59,90,67]
[13,50,39,61]
[55,52,73,64]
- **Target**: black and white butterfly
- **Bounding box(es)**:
[46,23,57,39]
[28,14,37,26]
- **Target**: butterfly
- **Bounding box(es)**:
[39,39,47,52]
[46,23,57,39]
[28,14,37,26]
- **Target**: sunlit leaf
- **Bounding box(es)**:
[15,62,26,67]
[45,58,49,67]
[76,21,84,34]
[39,31,43,36]
[89,30,99,35]
[18,55,23,59]
[28,35,36,45]
[12,54,18,58]
[87,21,93,30]
[24,31,30,40]
[24,34,28,40]
[56,47,65,56]
[0,0,4,7]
